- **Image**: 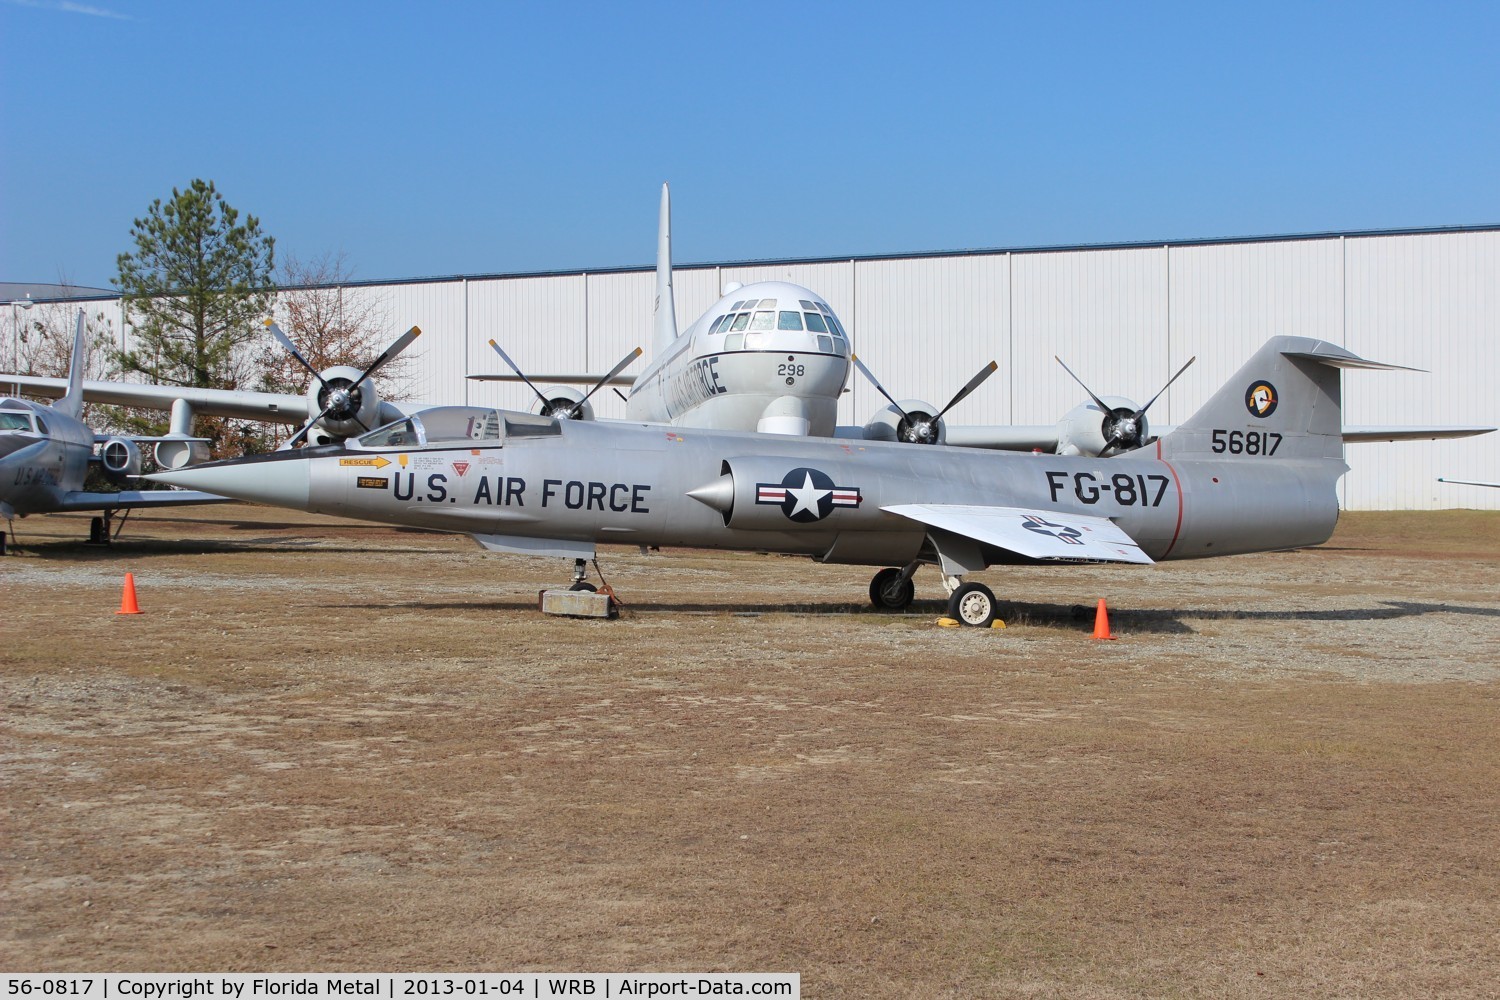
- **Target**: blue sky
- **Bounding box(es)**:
[2,0,1497,289]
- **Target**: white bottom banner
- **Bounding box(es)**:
[2,976,799,1000]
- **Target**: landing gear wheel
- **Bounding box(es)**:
[569,581,597,593]
[88,516,110,546]
[947,582,997,627]
[868,567,915,611]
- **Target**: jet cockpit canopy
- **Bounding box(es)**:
[353,406,559,450]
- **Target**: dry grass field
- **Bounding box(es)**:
[2,504,1498,997]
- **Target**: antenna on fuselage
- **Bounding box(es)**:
[653,182,679,354]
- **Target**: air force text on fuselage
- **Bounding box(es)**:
[381,468,653,514]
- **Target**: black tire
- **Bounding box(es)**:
[868,567,915,611]
[568,581,597,593]
[947,582,997,627]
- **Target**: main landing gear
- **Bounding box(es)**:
[866,565,1000,627]
[945,581,998,628]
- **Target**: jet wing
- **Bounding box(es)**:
[883,503,1154,564]
[940,425,1062,451]
[52,489,236,512]
[466,372,638,386]
[3,375,434,429]
[1,375,311,423]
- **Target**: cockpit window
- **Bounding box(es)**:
[359,418,418,448]
[355,407,502,450]
[799,300,816,310]
[0,411,33,431]
[708,314,729,334]
[803,312,829,333]
[778,310,803,331]
[417,407,502,444]
[729,313,750,332]
[749,310,775,331]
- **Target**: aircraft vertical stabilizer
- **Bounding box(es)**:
[653,182,679,353]
[1161,335,1408,464]
[56,310,88,420]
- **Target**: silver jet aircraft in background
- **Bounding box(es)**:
[0,312,227,553]
[153,335,1413,626]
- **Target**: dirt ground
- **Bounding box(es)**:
[2,505,1498,997]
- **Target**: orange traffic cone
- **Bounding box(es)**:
[116,573,142,615]
[1091,598,1115,640]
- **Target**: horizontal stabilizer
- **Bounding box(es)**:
[1343,425,1495,443]
[883,503,1153,564]
[1282,349,1420,372]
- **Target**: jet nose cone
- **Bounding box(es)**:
[150,456,311,510]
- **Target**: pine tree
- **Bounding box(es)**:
[113,179,275,447]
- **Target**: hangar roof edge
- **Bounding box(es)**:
[9,222,1500,303]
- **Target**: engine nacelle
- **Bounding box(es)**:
[304,365,384,441]
[1055,395,1146,457]
[99,437,142,481]
[862,399,946,445]
[531,385,595,422]
[154,439,212,470]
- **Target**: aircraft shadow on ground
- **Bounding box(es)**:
[350,597,1498,631]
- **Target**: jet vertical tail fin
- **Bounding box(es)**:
[652,182,679,354]
[55,310,88,420]
[1159,335,1412,463]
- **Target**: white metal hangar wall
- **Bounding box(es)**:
[9,225,1497,510]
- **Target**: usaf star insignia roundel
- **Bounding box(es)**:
[755,467,863,523]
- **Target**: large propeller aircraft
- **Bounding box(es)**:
[0,312,228,553]
[473,183,861,436]
[152,335,1425,626]
[1,318,431,453]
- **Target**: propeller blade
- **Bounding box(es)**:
[934,360,998,422]
[564,347,644,418]
[851,354,910,421]
[1054,356,1113,416]
[265,320,328,390]
[1133,355,1196,420]
[286,402,336,448]
[487,339,554,411]
[354,325,422,386]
